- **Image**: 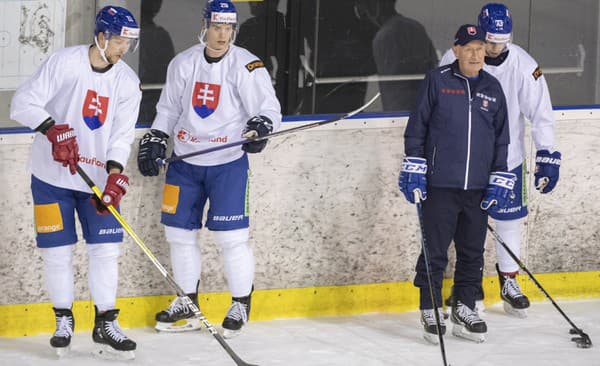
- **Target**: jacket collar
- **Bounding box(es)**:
[450,60,485,80]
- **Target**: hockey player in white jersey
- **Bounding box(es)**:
[10,5,141,359]
[440,3,561,319]
[137,0,281,338]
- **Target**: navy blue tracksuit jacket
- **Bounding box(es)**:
[404,60,509,188]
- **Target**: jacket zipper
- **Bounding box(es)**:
[455,73,472,190]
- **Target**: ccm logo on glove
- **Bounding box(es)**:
[489,174,515,190]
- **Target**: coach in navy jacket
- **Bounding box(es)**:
[399,24,515,342]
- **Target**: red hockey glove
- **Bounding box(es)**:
[45,124,79,175]
[91,173,129,215]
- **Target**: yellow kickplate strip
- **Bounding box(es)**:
[1,271,598,337]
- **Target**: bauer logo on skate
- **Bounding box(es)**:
[192,82,220,118]
[82,89,109,130]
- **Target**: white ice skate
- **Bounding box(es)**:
[155,296,202,332]
[222,294,251,339]
[451,301,487,343]
[50,308,74,358]
[420,308,446,345]
[444,286,485,318]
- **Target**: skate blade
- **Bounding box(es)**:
[155,318,201,333]
[223,328,242,339]
[503,302,528,318]
[452,324,485,343]
[54,345,70,358]
[423,332,441,345]
[92,344,135,360]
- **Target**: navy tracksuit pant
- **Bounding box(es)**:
[414,187,488,310]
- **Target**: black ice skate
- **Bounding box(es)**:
[451,301,487,343]
[222,292,251,339]
[444,285,485,318]
[420,308,446,345]
[92,307,136,360]
[50,308,74,357]
[497,264,530,318]
[155,293,201,332]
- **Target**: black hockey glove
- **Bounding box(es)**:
[138,129,169,176]
[242,115,273,154]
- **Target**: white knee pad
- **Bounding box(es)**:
[212,228,254,297]
[40,245,74,309]
[164,225,201,294]
[87,243,120,312]
[494,218,523,273]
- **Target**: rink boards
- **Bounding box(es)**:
[0,109,599,337]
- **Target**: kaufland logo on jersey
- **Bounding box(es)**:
[192,82,220,118]
[82,89,109,130]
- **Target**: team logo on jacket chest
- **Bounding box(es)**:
[192,82,221,118]
[82,89,109,130]
[476,92,497,112]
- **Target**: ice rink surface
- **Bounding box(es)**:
[1,299,598,366]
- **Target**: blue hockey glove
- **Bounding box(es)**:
[242,115,274,154]
[481,171,517,210]
[534,150,561,193]
[398,157,427,204]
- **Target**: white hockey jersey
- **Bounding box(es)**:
[10,45,141,193]
[440,44,555,170]
[151,44,282,166]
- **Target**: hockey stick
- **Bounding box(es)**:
[415,194,450,366]
[487,223,592,348]
[76,166,258,366]
[157,92,380,166]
